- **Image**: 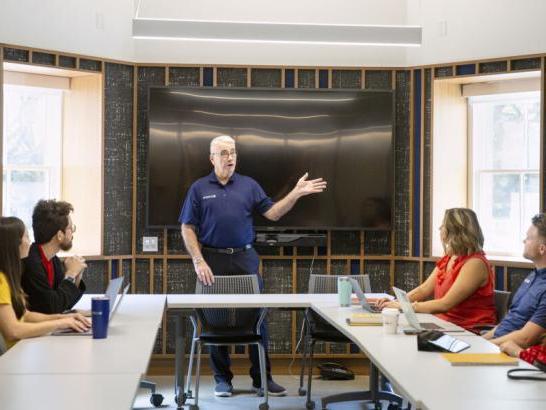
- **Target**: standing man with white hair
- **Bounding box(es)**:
[180,135,327,397]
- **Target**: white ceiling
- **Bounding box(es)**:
[0,0,545,67]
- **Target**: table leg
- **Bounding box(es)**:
[175,313,187,408]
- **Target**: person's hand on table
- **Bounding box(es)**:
[376,298,400,310]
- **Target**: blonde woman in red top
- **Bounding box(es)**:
[378,208,497,331]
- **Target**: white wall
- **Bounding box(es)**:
[1,0,546,66]
[0,0,135,61]
[406,0,546,66]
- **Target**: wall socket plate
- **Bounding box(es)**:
[143,236,158,252]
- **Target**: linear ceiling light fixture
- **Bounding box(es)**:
[132,18,422,47]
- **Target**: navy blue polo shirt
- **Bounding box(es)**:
[494,268,546,337]
[179,171,274,248]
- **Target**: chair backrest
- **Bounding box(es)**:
[195,275,261,335]
[306,274,371,336]
[308,274,372,294]
[494,290,511,322]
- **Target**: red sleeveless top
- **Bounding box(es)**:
[434,252,496,331]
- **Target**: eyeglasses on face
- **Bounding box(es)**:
[212,149,237,159]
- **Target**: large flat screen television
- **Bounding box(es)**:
[147,87,394,230]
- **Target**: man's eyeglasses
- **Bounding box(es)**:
[212,149,237,159]
[65,224,76,234]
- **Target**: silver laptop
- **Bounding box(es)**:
[349,278,381,313]
[392,286,445,331]
[52,277,126,336]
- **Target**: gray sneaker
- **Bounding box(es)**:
[252,380,287,397]
[214,381,233,397]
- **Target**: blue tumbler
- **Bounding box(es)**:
[92,296,110,339]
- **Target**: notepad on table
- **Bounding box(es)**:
[441,353,519,366]
[346,313,383,326]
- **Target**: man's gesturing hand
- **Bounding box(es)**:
[295,172,327,197]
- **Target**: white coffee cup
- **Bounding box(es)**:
[381,308,399,334]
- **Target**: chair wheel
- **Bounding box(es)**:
[374,403,382,410]
[175,393,187,405]
[387,404,400,410]
[259,403,269,410]
[298,387,306,396]
[189,405,199,410]
[306,400,315,409]
[150,393,164,407]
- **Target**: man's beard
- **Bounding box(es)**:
[60,239,73,251]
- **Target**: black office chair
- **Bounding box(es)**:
[472,290,512,335]
[299,274,404,410]
[185,275,269,410]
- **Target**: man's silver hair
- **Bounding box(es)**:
[210,135,235,153]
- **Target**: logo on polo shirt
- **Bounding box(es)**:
[202,194,217,200]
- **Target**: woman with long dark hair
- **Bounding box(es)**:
[0,217,89,349]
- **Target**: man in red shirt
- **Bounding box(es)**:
[22,200,87,313]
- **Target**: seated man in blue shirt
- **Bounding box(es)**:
[180,135,327,397]
[483,213,546,348]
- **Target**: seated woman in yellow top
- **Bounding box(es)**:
[377,208,496,331]
[0,216,90,349]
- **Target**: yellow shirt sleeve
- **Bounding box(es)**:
[0,272,13,305]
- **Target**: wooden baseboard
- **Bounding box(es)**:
[147,357,370,376]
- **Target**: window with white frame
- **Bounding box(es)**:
[469,91,540,257]
[2,84,62,236]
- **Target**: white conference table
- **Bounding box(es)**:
[0,373,141,410]
[0,294,166,410]
[168,293,546,410]
[313,302,546,410]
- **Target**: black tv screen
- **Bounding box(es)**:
[147,87,393,230]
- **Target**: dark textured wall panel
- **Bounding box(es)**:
[262,260,292,353]
[166,260,194,294]
[331,231,360,255]
[153,321,163,354]
[507,267,532,294]
[168,67,200,86]
[79,58,101,72]
[364,260,390,293]
[434,66,453,78]
[331,260,348,275]
[394,261,420,291]
[122,260,131,290]
[103,63,134,255]
[365,70,392,89]
[58,55,76,68]
[455,64,476,76]
[479,61,508,73]
[167,229,185,254]
[153,259,164,294]
[424,261,437,279]
[296,259,327,293]
[136,67,166,254]
[297,69,316,88]
[3,47,29,62]
[364,231,391,255]
[394,71,411,256]
[84,260,107,293]
[217,68,247,87]
[510,58,541,71]
[422,69,433,256]
[332,70,361,89]
[32,51,55,66]
[135,259,150,294]
[251,68,282,88]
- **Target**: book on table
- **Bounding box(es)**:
[441,353,519,366]
[346,313,383,326]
